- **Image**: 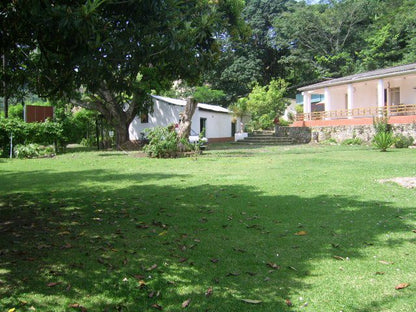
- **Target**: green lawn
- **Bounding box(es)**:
[1,144,416,311]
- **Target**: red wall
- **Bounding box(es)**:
[25,105,54,123]
[291,115,416,127]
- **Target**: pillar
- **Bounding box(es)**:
[303,92,311,120]
[377,79,384,116]
[347,84,354,119]
[324,88,331,120]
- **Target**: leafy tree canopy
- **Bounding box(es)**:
[1,0,246,146]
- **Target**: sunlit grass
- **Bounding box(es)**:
[0,144,415,311]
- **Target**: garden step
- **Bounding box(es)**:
[239,136,294,145]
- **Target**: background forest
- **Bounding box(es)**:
[204,0,416,104]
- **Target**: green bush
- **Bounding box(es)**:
[9,104,24,119]
[0,117,62,157]
[143,126,202,158]
[14,143,55,159]
[394,134,414,148]
[143,126,181,158]
[257,114,274,130]
[341,138,363,145]
[278,117,290,126]
[321,138,338,145]
[373,116,391,134]
[373,131,394,152]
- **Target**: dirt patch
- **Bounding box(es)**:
[379,177,416,189]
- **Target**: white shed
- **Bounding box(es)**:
[129,95,239,142]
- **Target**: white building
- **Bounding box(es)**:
[129,95,240,142]
[294,63,416,127]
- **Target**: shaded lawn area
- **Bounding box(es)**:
[1,144,416,311]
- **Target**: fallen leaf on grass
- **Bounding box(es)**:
[147,264,158,271]
[205,287,213,297]
[47,282,61,287]
[395,283,410,290]
[267,262,280,270]
[333,255,345,261]
[226,272,240,277]
[149,291,160,298]
[8,308,16,312]
[60,243,72,249]
[288,266,298,271]
[232,247,246,253]
[241,299,262,304]
[68,303,87,311]
[182,299,191,308]
[151,303,163,310]
[246,271,257,276]
[375,271,385,275]
[294,231,307,236]
[285,299,293,307]
[379,260,394,265]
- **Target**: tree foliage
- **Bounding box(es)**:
[1,0,246,146]
[244,79,289,130]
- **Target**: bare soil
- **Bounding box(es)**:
[379,177,416,189]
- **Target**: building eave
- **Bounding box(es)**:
[298,63,416,92]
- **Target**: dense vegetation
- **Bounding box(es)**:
[1,0,415,143]
[206,0,416,101]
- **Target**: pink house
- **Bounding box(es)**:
[292,63,416,127]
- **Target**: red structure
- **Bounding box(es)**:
[25,105,54,123]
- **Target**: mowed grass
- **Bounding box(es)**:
[0,144,416,311]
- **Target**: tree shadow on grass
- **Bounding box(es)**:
[0,169,414,311]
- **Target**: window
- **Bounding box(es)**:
[390,88,400,105]
[200,118,207,136]
[140,112,148,123]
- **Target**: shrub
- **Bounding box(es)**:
[14,143,55,159]
[9,104,24,119]
[373,131,394,152]
[321,138,338,145]
[0,117,62,157]
[341,138,363,146]
[143,126,181,158]
[278,117,290,126]
[373,116,391,134]
[372,116,393,151]
[394,134,414,148]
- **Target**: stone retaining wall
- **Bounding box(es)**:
[275,126,311,144]
[310,122,416,143]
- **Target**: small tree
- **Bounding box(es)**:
[229,97,249,132]
[372,116,394,152]
[245,79,289,130]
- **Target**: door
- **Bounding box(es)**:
[200,118,207,136]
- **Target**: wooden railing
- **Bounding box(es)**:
[296,104,416,121]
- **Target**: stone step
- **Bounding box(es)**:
[239,136,294,145]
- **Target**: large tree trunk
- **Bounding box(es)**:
[177,97,197,151]
[114,120,130,150]
[177,96,197,139]
[2,54,8,118]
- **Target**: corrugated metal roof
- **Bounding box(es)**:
[298,63,416,92]
[151,95,231,114]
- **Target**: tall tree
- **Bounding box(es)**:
[205,0,294,104]
[1,0,245,147]
[274,0,375,88]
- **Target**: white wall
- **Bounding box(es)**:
[326,75,416,111]
[129,98,187,140]
[199,109,233,138]
[129,98,233,140]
